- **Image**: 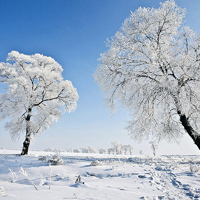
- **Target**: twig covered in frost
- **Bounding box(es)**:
[8,168,17,183]
[0,186,6,196]
[48,163,52,189]
[19,167,38,190]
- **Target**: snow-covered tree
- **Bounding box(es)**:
[0,51,79,155]
[98,148,107,154]
[81,148,88,153]
[122,144,133,155]
[107,148,115,155]
[73,149,80,153]
[150,141,158,156]
[94,1,200,150]
[128,144,134,155]
[111,141,122,155]
[87,146,96,154]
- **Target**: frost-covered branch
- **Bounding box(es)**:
[19,167,38,190]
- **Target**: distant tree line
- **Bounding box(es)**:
[44,141,134,155]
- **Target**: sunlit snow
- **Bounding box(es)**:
[1,150,200,199]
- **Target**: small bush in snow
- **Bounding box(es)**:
[190,164,199,173]
[48,154,64,165]
[90,160,101,166]
[38,156,48,162]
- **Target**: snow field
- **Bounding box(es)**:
[0,150,200,199]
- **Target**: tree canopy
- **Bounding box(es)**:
[95,1,200,149]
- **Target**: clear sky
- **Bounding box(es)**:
[0,0,200,155]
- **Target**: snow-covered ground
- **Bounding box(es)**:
[0,150,200,199]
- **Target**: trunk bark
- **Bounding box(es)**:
[21,109,32,155]
[21,134,31,155]
[179,113,200,150]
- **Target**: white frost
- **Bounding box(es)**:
[0,51,79,140]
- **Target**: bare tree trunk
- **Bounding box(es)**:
[179,113,200,150]
[21,133,31,155]
[21,109,32,155]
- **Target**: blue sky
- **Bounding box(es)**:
[0,0,200,155]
